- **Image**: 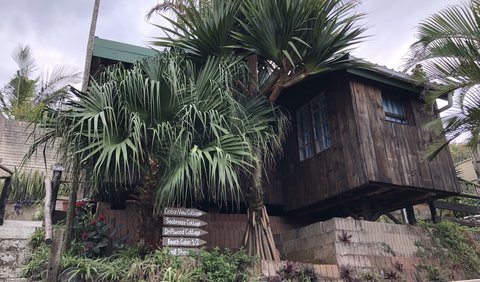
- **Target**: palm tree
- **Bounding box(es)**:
[405,0,480,159]
[152,0,366,259]
[0,45,81,121]
[29,53,287,247]
[81,0,101,93]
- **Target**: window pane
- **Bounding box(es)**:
[312,93,331,152]
[297,93,331,161]
[383,95,407,124]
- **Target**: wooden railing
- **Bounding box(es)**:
[458,179,480,199]
[0,164,13,225]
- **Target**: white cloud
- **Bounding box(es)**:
[0,0,464,86]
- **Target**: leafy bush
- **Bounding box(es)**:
[9,169,45,202]
[276,261,319,282]
[191,248,236,281]
[23,243,257,282]
[416,221,480,280]
[191,248,257,282]
[28,228,45,249]
[73,200,126,257]
[21,243,49,280]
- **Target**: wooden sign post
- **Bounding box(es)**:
[162,207,207,256]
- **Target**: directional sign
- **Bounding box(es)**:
[162,237,207,247]
[162,227,208,237]
[168,247,200,256]
[163,216,207,227]
[164,207,206,218]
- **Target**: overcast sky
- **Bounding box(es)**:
[0,0,464,87]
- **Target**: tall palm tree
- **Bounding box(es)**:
[0,45,81,121]
[152,0,366,259]
[28,53,287,246]
[81,0,101,93]
[405,0,480,159]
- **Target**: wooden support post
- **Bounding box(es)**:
[0,164,13,175]
[44,178,53,245]
[385,213,402,224]
[0,177,12,226]
[46,228,64,282]
[361,200,372,221]
[50,165,64,218]
[428,201,438,223]
[405,203,417,225]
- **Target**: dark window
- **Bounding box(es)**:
[383,95,407,124]
[297,93,332,161]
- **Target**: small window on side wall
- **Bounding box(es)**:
[296,93,332,161]
[382,95,407,125]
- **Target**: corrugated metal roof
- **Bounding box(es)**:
[92,37,159,63]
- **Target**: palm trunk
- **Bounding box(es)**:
[81,0,101,93]
[62,165,80,252]
[242,160,280,261]
[136,157,163,246]
[242,56,282,261]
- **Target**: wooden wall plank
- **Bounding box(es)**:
[275,72,459,214]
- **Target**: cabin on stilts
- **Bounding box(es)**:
[88,38,460,249]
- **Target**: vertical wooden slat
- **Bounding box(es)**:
[0,177,12,225]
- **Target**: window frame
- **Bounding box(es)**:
[296,92,332,161]
[382,94,408,125]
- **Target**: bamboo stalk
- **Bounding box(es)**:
[44,178,53,245]
[260,210,273,260]
[262,206,280,260]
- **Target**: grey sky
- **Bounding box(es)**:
[0,0,463,87]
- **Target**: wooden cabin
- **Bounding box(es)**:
[266,64,460,221]
[88,39,461,248]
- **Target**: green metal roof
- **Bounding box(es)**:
[92,37,158,63]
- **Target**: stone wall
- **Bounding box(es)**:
[0,115,59,178]
[273,217,469,281]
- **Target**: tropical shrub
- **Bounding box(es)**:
[416,221,480,280]
[23,236,257,282]
[9,169,44,202]
[72,200,126,257]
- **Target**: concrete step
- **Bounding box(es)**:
[0,266,23,280]
[0,238,28,251]
[2,220,43,227]
[0,220,42,239]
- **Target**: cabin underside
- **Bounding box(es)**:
[282,182,457,221]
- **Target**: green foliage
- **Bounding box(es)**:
[22,228,52,280]
[22,245,257,282]
[449,143,471,164]
[190,248,236,281]
[275,261,319,282]
[21,243,49,280]
[415,264,448,282]
[72,201,126,257]
[405,0,480,158]
[9,168,45,202]
[359,270,380,282]
[29,53,288,213]
[379,242,396,257]
[28,228,45,249]
[0,45,80,122]
[416,221,480,280]
[190,247,257,282]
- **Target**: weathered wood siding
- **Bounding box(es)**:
[349,78,460,193]
[278,74,368,212]
[273,72,460,213]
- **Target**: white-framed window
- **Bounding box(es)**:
[296,93,332,161]
[382,95,407,124]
